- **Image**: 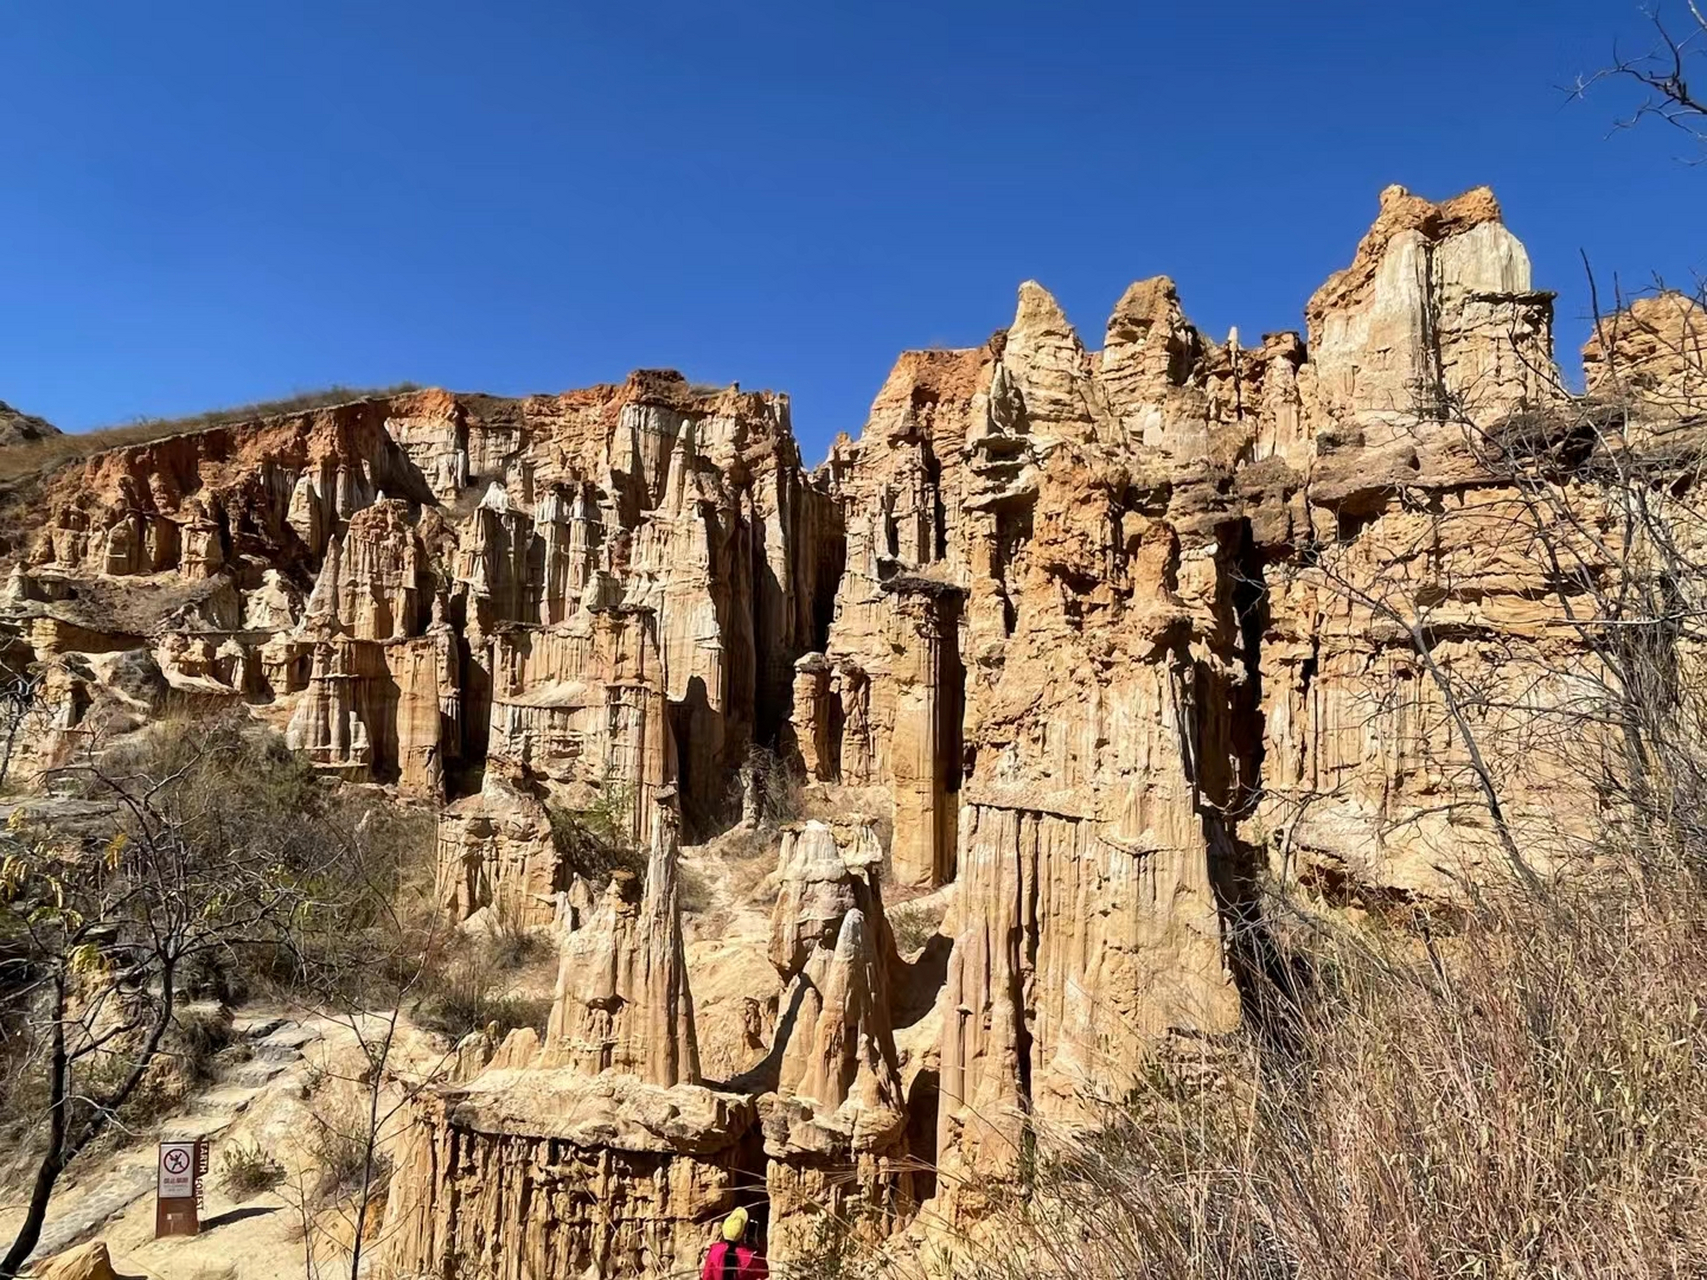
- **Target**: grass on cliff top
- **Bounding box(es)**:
[0,383,421,483]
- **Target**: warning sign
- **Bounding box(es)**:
[158,1141,195,1197]
[156,1139,204,1237]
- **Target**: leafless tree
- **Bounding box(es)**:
[1572,3,1707,159]
[0,730,344,1277]
[0,671,43,792]
[281,806,456,1280]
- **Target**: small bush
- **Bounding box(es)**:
[677,862,715,915]
[546,787,647,889]
[170,1004,234,1086]
[413,958,552,1043]
[217,1142,285,1200]
[733,746,804,829]
[299,1060,328,1099]
[306,1107,388,1204]
[888,900,945,956]
[486,895,550,971]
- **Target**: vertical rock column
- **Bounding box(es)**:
[545,786,701,1086]
[765,822,912,1263]
[788,652,834,782]
[887,580,964,889]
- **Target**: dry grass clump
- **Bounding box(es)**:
[411,941,553,1043]
[887,899,946,956]
[217,1141,286,1200]
[0,384,419,483]
[920,868,1707,1280]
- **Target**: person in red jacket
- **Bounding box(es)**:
[701,1206,768,1280]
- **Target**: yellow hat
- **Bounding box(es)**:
[722,1207,749,1243]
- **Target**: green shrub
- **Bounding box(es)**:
[546,782,647,888]
[888,900,946,956]
[217,1142,285,1199]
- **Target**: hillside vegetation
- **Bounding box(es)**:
[0,384,420,483]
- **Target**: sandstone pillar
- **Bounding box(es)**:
[887,581,963,889]
[765,822,912,1262]
[788,652,833,782]
[546,786,700,1086]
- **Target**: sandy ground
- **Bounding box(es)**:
[4,1009,450,1279]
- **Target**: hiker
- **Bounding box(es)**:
[701,1206,768,1280]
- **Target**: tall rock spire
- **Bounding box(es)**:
[546,786,700,1086]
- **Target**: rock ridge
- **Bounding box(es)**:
[0,185,1697,1277]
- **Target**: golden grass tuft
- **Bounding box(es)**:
[894,867,1707,1279]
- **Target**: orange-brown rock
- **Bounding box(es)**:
[2,375,840,919]
[3,184,1700,1275]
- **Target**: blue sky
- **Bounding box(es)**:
[0,1,1699,460]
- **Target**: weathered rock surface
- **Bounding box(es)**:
[383,791,761,1279]
[760,821,913,1261]
[0,400,62,446]
[33,1239,117,1280]
[0,375,840,916]
[1,185,1698,1276]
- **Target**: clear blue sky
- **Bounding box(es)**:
[0,1,1699,460]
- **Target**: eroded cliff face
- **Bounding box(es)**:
[1,184,1695,1277]
[3,373,840,926]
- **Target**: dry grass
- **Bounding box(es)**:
[217,1141,286,1200]
[891,867,1707,1280]
[0,384,419,483]
[887,899,946,956]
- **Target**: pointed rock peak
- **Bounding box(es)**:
[1377,182,1412,209]
[771,822,864,980]
[303,536,344,621]
[642,786,683,913]
[1104,277,1198,357]
[478,480,511,514]
[833,905,873,966]
[546,787,697,1087]
[1004,281,1089,426]
[1107,276,1182,335]
[787,901,905,1144]
[1011,280,1075,339]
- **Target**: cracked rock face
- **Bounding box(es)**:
[0,186,1698,1275]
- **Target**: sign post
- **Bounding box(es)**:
[155,1139,204,1238]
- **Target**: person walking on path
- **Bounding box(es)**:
[701,1206,768,1280]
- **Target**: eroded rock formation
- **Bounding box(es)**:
[0,375,840,924]
[0,184,1696,1276]
[385,788,761,1278]
[761,822,912,1261]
